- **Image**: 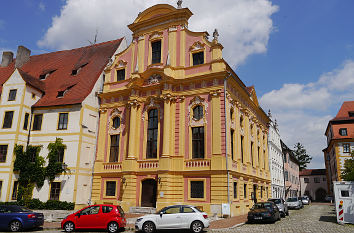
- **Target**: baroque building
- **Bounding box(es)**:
[0,39,125,208]
[267,111,284,199]
[323,101,354,195]
[281,140,300,198]
[92,4,271,217]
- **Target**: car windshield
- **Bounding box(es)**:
[6,206,32,213]
[269,199,281,204]
[253,203,272,209]
[300,197,307,200]
[287,198,298,202]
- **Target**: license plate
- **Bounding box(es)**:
[254,217,262,220]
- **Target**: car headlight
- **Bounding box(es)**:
[136,218,143,222]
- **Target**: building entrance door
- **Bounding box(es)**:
[141,179,157,207]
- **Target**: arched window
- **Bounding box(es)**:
[193,105,203,120]
[146,109,158,158]
[112,116,121,129]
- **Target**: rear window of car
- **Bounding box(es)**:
[182,207,195,213]
[193,206,203,212]
[287,198,297,202]
[5,206,32,213]
[117,206,125,217]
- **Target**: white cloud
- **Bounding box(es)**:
[260,60,354,169]
[37,0,278,66]
[39,2,46,11]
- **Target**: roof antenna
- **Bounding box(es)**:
[88,29,98,45]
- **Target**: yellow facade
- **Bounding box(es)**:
[92,4,271,217]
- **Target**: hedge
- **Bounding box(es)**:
[0,199,75,210]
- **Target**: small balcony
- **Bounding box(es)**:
[103,162,122,172]
[184,159,211,171]
[138,160,159,170]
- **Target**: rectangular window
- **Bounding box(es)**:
[258,147,260,166]
[151,40,161,64]
[304,178,309,183]
[32,114,43,130]
[285,171,288,181]
[192,126,204,159]
[241,136,244,163]
[231,129,234,160]
[2,111,14,129]
[339,128,348,136]
[106,181,116,196]
[0,181,2,198]
[147,109,158,159]
[8,89,17,101]
[343,143,350,153]
[116,69,125,81]
[251,142,254,166]
[314,177,320,183]
[23,113,29,130]
[109,135,120,162]
[192,52,204,66]
[12,181,18,200]
[190,181,204,199]
[243,183,247,199]
[0,145,8,162]
[233,182,237,198]
[58,113,68,130]
[341,190,349,197]
[349,112,354,117]
[58,148,64,163]
[50,182,61,200]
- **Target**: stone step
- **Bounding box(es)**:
[129,207,156,214]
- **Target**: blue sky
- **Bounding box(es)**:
[1,0,354,169]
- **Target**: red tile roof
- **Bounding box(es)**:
[326,101,354,139]
[0,38,123,107]
[299,169,326,176]
[333,101,354,121]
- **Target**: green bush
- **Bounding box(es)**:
[0,199,74,210]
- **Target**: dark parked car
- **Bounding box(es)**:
[0,205,44,232]
[61,204,126,233]
[247,202,281,223]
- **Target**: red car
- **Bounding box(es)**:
[61,204,126,233]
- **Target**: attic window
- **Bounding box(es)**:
[57,85,75,98]
[39,70,56,80]
[349,112,354,117]
[71,63,88,76]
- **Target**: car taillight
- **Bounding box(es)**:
[203,214,208,219]
[28,214,36,219]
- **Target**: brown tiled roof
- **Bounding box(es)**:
[0,38,123,107]
[326,101,354,139]
[299,169,326,176]
[332,101,354,121]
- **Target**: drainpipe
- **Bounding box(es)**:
[224,72,232,208]
[26,108,34,147]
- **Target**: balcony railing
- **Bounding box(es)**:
[138,160,159,169]
[185,159,210,169]
[103,162,122,171]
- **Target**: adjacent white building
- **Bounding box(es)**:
[267,110,285,199]
[0,40,125,208]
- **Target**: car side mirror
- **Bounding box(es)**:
[160,212,163,217]
[76,213,81,218]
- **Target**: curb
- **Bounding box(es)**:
[209,222,246,230]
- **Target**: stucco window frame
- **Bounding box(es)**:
[188,178,207,202]
[0,144,8,163]
[2,111,14,129]
[49,181,61,201]
[115,60,127,82]
[144,107,161,160]
[32,113,43,131]
[103,180,118,199]
[57,112,69,130]
[189,41,206,67]
[148,32,164,65]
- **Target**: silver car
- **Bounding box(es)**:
[268,198,289,217]
[300,196,310,205]
[286,197,302,209]
[135,205,209,233]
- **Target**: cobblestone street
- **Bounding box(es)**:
[210,203,354,233]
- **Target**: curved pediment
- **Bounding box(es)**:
[133,4,177,24]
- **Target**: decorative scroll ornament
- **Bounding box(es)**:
[115,60,127,68]
[109,108,123,135]
[190,41,205,51]
[148,74,161,85]
[106,58,113,68]
[142,97,163,121]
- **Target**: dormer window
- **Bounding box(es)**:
[349,111,354,117]
[71,63,87,76]
[193,51,204,66]
[39,70,56,80]
[151,40,161,64]
[8,89,17,101]
[57,85,74,98]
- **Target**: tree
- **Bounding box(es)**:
[341,151,354,181]
[293,142,312,171]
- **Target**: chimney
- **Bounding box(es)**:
[15,46,31,68]
[1,51,14,67]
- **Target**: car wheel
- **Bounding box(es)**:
[191,220,204,233]
[281,212,285,218]
[286,210,289,216]
[143,221,155,233]
[107,221,119,233]
[64,221,75,232]
[9,220,22,232]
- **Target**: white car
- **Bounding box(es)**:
[286,197,303,209]
[135,205,210,233]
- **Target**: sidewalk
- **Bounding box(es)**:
[44,213,247,230]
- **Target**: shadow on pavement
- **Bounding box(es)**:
[319,215,337,223]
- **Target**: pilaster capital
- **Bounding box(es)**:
[127,99,141,108]
[209,89,222,97]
